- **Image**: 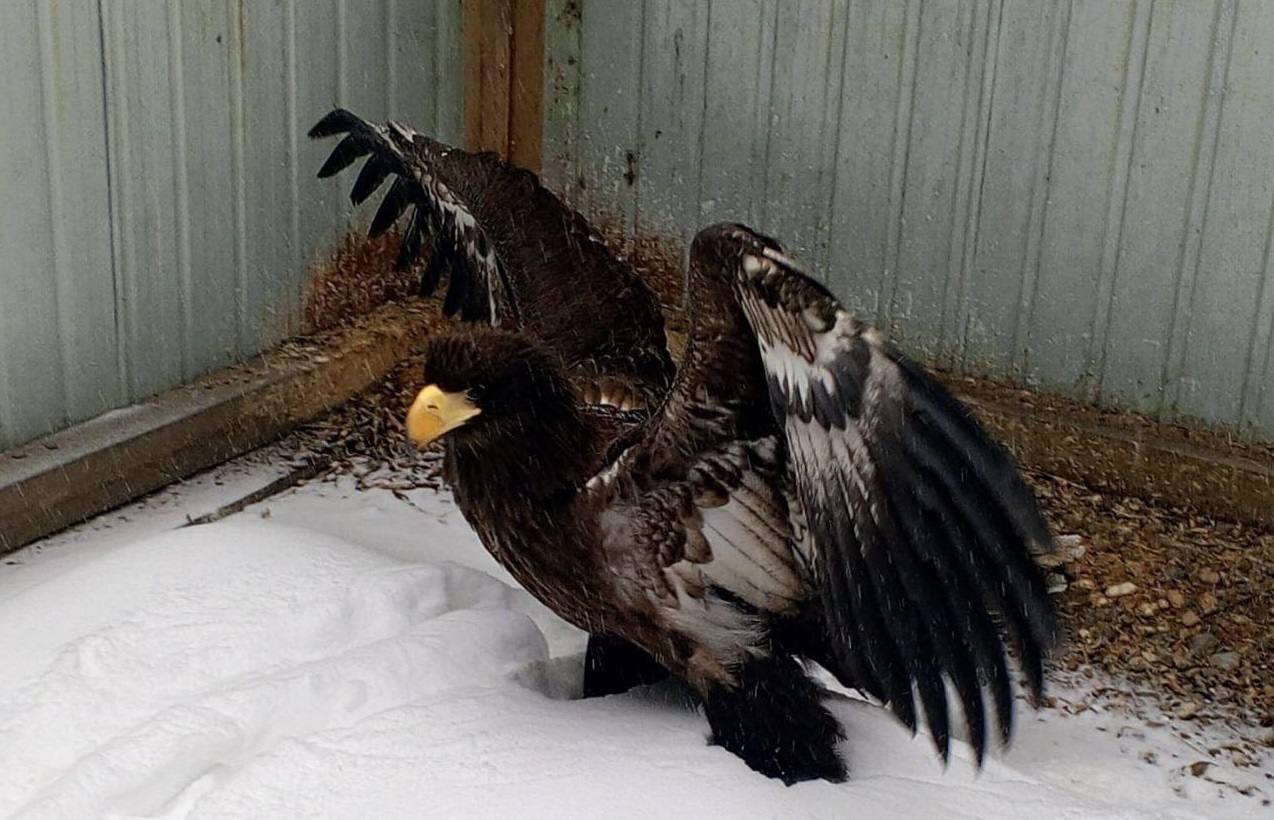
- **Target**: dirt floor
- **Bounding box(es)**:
[1030,469,1273,759]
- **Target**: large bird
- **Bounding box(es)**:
[312,111,1058,784]
[309,107,679,697]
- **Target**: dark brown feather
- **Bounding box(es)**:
[310,109,674,412]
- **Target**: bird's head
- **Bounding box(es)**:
[406,326,574,450]
[689,223,790,280]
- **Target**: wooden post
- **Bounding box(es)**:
[463,0,545,171]
[463,0,510,154]
[509,0,546,172]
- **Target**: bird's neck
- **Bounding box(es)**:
[449,406,595,508]
[443,409,613,629]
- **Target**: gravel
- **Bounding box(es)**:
[1029,469,1273,759]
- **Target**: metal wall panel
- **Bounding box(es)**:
[0,0,463,450]
[545,0,1274,440]
[1,1,120,452]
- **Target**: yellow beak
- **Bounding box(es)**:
[406,384,481,447]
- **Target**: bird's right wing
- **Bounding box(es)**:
[310,108,516,325]
[310,108,674,409]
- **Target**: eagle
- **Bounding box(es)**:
[311,109,1058,784]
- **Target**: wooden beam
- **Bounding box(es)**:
[509,0,546,172]
[463,0,512,154]
[0,301,438,555]
[464,0,546,167]
[960,391,1274,530]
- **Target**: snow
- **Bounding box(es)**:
[1,459,1268,819]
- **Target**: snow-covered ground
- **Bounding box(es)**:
[1,452,1269,819]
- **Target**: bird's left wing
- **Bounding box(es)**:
[686,223,1059,765]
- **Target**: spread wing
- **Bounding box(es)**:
[690,222,1058,764]
[309,108,515,325]
[595,222,1057,762]
[309,108,675,410]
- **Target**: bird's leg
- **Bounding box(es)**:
[702,654,848,785]
[582,633,670,698]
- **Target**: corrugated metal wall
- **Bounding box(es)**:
[543,0,1274,440]
[0,0,463,450]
